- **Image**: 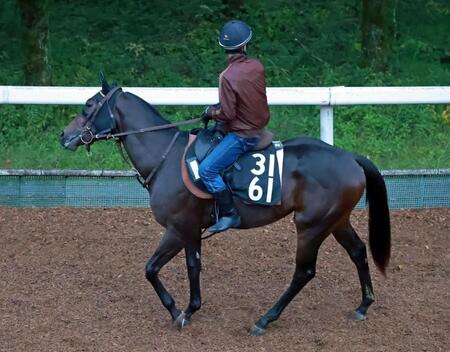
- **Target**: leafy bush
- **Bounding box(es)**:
[0,0,449,170]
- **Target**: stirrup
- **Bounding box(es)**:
[207,214,241,234]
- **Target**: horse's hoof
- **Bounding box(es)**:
[174,311,191,330]
[250,324,266,336]
[351,310,366,321]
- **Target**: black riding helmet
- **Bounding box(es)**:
[218,20,252,52]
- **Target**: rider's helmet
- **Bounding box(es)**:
[218,20,252,52]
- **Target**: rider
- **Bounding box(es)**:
[199,19,270,234]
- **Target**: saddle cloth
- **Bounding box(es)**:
[182,130,284,206]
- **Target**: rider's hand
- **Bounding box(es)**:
[201,111,212,125]
[201,105,215,124]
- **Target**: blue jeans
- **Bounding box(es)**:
[199,132,258,193]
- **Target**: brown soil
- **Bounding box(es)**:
[0,208,449,352]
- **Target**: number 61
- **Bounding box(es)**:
[248,153,275,202]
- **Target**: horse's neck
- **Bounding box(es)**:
[115,96,181,178]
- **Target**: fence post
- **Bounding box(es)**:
[320,106,334,145]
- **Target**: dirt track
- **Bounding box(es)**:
[0,208,449,352]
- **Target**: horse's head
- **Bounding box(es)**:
[60,74,121,151]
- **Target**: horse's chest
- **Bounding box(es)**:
[148,185,187,227]
[148,191,168,221]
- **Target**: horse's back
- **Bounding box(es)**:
[283,136,339,151]
[283,136,362,177]
[284,136,352,165]
[282,136,366,219]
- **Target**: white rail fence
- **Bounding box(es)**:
[1,86,450,145]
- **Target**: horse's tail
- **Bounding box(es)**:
[355,155,391,275]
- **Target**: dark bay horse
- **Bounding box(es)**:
[60,78,391,336]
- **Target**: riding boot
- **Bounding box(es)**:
[208,189,241,233]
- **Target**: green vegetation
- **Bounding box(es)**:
[0,0,449,170]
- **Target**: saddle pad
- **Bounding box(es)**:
[185,139,284,206]
[224,141,284,205]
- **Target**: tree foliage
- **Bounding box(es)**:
[361,0,396,71]
[0,0,448,170]
[17,0,51,85]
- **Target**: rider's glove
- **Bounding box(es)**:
[201,109,212,124]
[201,104,219,124]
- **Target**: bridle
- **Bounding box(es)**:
[79,87,202,145]
[79,86,122,145]
[78,87,202,187]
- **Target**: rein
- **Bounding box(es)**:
[94,117,202,141]
[78,86,201,143]
[79,87,202,188]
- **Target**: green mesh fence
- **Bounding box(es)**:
[0,169,449,209]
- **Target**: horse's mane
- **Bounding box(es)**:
[126,91,171,126]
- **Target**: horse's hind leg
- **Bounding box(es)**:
[333,220,375,320]
[250,220,329,336]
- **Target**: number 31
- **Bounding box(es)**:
[249,153,275,202]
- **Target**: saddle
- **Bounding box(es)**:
[182,127,284,206]
[192,127,275,163]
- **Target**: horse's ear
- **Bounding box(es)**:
[99,71,111,94]
[111,80,118,88]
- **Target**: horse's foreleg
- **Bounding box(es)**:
[174,240,202,329]
[333,222,375,320]
[145,228,185,321]
[250,223,328,336]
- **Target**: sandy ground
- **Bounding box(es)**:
[0,208,449,352]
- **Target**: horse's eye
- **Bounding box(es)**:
[82,100,95,116]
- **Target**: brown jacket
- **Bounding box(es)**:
[210,54,270,138]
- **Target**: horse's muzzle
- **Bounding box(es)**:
[60,132,81,151]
